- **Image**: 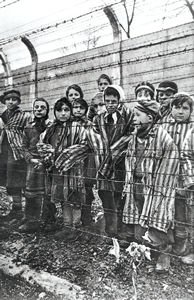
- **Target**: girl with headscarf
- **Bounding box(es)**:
[38,97,86,240]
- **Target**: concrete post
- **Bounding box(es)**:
[21,36,38,102]
[0,49,13,87]
[103,6,123,86]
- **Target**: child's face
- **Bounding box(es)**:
[72,103,86,118]
[93,97,106,114]
[34,100,48,118]
[104,94,119,114]
[98,78,110,92]
[157,90,174,107]
[133,108,152,131]
[5,97,20,110]
[55,104,71,122]
[67,88,81,102]
[171,102,191,122]
[136,88,152,101]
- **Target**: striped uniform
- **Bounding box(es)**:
[55,105,133,191]
[41,120,87,205]
[121,126,179,233]
[0,107,31,191]
[181,128,194,188]
[0,107,31,160]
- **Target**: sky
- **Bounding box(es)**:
[0,0,192,71]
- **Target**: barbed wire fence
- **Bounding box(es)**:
[0,0,194,264]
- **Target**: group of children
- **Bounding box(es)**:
[0,74,194,273]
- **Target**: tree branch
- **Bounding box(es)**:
[185,0,194,19]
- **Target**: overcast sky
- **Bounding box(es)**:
[0,0,192,71]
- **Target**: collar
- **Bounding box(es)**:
[165,114,190,124]
[104,110,122,124]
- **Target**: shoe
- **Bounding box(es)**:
[155,245,172,274]
[181,253,194,265]
[53,228,70,240]
[42,221,60,233]
[173,238,190,256]
[19,221,40,233]
[2,209,23,223]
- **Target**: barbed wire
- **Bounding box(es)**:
[1,28,193,81]
[0,0,20,9]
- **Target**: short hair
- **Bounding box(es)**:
[66,84,84,99]
[73,98,88,114]
[171,93,194,112]
[104,86,120,101]
[97,74,112,85]
[54,97,72,118]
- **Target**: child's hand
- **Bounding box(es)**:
[30,158,43,170]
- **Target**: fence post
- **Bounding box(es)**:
[21,36,38,102]
[103,6,123,86]
[0,49,13,87]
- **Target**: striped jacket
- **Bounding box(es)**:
[119,126,179,233]
[161,114,193,151]
[161,114,194,189]
[181,128,194,188]
[41,120,87,193]
[0,107,31,160]
[55,105,133,191]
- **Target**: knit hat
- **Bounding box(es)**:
[156,81,178,93]
[135,81,155,99]
[0,89,21,104]
[135,100,160,118]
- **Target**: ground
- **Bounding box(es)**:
[0,190,194,300]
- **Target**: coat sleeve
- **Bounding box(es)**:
[181,129,194,188]
[21,127,33,163]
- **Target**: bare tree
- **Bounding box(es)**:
[118,0,137,38]
[184,0,194,19]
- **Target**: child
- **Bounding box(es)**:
[101,100,179,272]
[97,74,112,92]
[87,92,106,122]
[39,97,86,240]
[161,93,194,256]
[156,80,178,122]
[125,100,179,272]
[72,98,88,120]
[72,98,94,227]
[0,89,30,221]
[55,85,133,240]
[66,84,84,103]
[20,98,51,232]
[181,127,194,265]
[93,85,133,238]
[135,81,155,101]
